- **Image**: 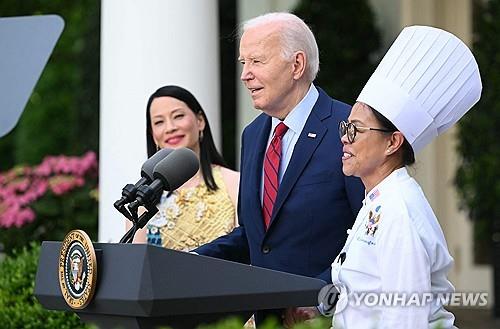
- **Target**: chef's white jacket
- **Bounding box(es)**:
[331,167,457,329]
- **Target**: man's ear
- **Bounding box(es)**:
[292,51,306,80]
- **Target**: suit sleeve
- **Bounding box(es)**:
[193,128,251,264]
[316,267,333,284]
[193,226,250,264]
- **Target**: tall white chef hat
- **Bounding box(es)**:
[357,25,482,153]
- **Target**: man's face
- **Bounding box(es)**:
[238,24,297,118]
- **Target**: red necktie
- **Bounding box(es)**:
[262,122,288,229]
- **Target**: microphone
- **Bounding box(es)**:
[129,147,199,210]
[120,147,199,243]
[113,148,173,209]
[154,147,200,190]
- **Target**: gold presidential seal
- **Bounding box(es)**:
[58,230,97,309]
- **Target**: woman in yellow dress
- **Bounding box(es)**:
[131,85,239,249]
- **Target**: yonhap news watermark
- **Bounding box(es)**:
[318,284,489,315]
[347,291,488,307]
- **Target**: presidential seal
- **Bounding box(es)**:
[58,230,97,309]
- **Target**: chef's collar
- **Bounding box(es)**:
[363,167,409,206]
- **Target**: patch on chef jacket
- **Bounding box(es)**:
[368,188,380,201]
[365,208,381,237]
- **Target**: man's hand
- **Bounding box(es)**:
[282,306,320,328]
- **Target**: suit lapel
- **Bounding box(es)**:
[249,116,272,235]
[268,88,332,230]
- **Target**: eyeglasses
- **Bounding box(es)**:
[339,120,394,143]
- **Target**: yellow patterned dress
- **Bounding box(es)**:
[146,166,236,250]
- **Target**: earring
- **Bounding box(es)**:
[199,130,204,142]
[156,144,160,152]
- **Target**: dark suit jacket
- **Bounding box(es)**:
[196,85,364,285]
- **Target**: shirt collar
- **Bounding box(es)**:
[270,84,319,135]
[363,167,410,206]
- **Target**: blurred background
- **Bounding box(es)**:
[0,0,498,328]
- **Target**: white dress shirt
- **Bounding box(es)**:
[331,167,456,329]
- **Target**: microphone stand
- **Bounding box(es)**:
[114,183,141,225]
[118,191,162,244]
[119,204,158,243]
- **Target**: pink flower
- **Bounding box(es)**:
[34,161,52,176]
[14,208,35,227]
[10,178,29,192]
[0,202,20,228]
[0,151,98,228]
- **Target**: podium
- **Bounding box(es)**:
[34,242,325,329]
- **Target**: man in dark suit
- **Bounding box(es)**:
[195,12,364,324]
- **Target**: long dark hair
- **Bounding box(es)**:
[371,108,415,166]
[146,85,227,190]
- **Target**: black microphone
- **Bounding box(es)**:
[129,147,199,211]
[121,148,198,242]
[113,148,173,209]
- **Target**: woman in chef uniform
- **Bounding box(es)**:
[330,25,482,328]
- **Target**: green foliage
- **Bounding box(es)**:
[0,0,100,170]
[455,0,500,263]
[195,317,247,329]
[293,0,381,104]
[194,315,331,329]
[0,243,90,329]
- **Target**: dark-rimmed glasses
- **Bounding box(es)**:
[339,120,394,143]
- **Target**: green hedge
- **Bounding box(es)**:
[197,316,331,329]
[293,0,381,104]
[0,243,90,329]
[455,0,500,264]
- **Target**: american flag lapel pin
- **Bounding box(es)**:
[307,132,317,138]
